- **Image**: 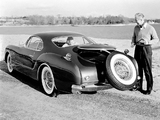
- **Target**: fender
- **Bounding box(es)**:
[5,45,21,54]
[37,53,82,84]
[4,47,21,66]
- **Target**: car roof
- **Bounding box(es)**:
[34,31,84,39]
[32,31,86,49]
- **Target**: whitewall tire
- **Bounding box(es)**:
[41,66,55,95]
[105,52,138,90]
[7,54,14,73]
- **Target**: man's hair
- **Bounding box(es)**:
[135,13,145,19]
[67,37,73,41]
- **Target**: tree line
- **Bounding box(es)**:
[23,15,135,25]
[2,15,160,25]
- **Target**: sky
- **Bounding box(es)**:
[0,0,160,19]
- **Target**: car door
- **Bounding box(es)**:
[17,36,43,70]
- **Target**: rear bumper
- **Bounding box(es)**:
[71,83,112,93]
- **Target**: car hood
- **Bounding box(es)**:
[77,44,116,51]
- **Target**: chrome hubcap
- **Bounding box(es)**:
[114,60,131,80]
[43,70,53,90]
[7,55,13,72]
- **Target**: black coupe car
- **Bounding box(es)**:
[4,31,139,96]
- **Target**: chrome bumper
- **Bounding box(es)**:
[71,83,112,93]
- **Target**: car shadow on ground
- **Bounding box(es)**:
[0,61,97,97]
[0,61,45,94]
[0,61,71,97]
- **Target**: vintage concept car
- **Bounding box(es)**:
[4,31,139,96]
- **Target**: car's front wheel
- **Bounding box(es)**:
[7,53,14,73]
[41,66,55,96]
[105,52,138,90]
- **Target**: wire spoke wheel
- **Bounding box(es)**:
[114,60,131,80]
[7,54,13,73]
[41,66,55,95]
[105,52,138,90]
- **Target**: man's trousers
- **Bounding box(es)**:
[134,45,153,92]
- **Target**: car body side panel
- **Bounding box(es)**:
[51,67,78,92]
[76,56,99,83]
[5,46,27,71]
[6,45,33,67]
[37,53,82,91]
[5,45,100,93]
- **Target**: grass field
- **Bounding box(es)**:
[0,24,160,99]
[0,24,160,39]
[0,25,160,119]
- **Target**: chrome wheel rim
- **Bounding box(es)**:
[43,70,53,90]
[7,54,13,73]
[110,54,136,85]
[114,60,131,80]
[41,66,55,94]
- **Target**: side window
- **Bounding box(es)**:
[82,37,90,44]
[74,37,89,44]
[52,37,68,47]
[26,37,43,51]
[73,37,84,44]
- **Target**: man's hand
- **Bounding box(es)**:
[131,42,135,48]
[139,39,148,44]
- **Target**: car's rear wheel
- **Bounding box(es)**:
[105,52,138,90]
[41,66,55,95]
[7,53,14,73]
